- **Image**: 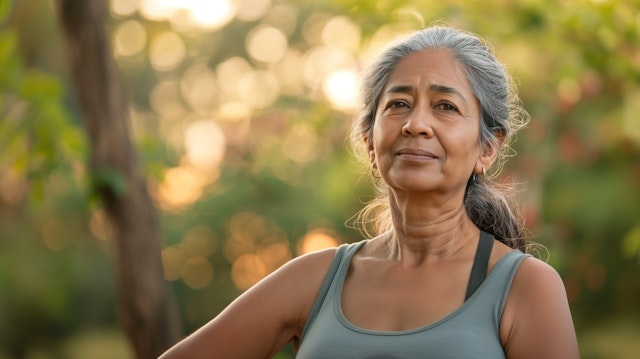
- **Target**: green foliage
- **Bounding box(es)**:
[0,6,86,203]
[622,226,640,260]
[91,167,128,198]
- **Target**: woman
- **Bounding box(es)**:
[159,26,579,358]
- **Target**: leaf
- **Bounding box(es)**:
[622,225,640,258]
[0,0,11,24]
[92,167,128,197]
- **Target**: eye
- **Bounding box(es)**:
[387,100,409,109]
[434,102,458,112]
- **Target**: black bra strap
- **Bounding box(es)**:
[465,231,494,301]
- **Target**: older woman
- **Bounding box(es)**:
[159,26,579,358]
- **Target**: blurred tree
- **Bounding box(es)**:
[54,0,180,357]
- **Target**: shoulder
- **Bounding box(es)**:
[268,246,340,312]
[278,246,339,282]
[252,246,340,337]
[500,256,579,358]
[158,246,342,359]
[505,256,568,313]
[509,256,567,301]
[257,246,339,298]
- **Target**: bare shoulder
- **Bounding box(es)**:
[267,246,339,300]
[501,256,579,359]
[283,246,338,276]
[244,246,340,323]
[506,256,570,319]
[158,246,339,359]
[513,256,565,288]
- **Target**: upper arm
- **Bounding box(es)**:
[500,257,580,359]
[159,247,338,359]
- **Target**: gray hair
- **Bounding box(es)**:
[350,25,530,252]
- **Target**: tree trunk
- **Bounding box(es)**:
[54,1,182,357]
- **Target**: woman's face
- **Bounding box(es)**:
[368,48,493,196]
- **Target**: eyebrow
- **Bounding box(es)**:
[385,84,468,103]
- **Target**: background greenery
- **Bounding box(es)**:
[1,0,640,358]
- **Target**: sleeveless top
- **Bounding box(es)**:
[296,240,530,358]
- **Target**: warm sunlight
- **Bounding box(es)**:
[298,230,339,255]
[322,68,358,112]
[246,25,288,64]
[184,120,226,171]
[321,16,361,53]
[149,31,186,71]
[139,0,236,30]
[154,165,208,210]
[281,123,319,163]
[113,20,147,58]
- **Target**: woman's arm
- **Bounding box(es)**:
[158,247,338,359]
[500,257,580,359]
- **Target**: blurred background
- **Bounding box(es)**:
[1,0,639,358]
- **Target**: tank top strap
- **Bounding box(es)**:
[301,241,366,341]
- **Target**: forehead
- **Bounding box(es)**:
[385,49,472,94]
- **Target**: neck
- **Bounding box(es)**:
[386,189,478,264]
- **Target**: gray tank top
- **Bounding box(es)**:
[297,240,530,358]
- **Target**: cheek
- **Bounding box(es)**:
[440,126,483,166]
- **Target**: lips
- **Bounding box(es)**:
[396,148,438,160]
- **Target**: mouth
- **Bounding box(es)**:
[396,148,438,160]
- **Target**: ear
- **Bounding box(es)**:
[474,130,504,174]
[364,136,377,169]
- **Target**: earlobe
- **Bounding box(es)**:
[476,138,501,174]
[368,148,377,169]
[364,136,376,168]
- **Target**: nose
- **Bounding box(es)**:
[401,106,434,137]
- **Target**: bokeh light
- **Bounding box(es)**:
[153,165,210,210]
[180,63,219,114]
[161,225,218,287]
[184,120,226,171]
[271,49,304,95]
[322,69,358,111]
[139,0,236,30]
[231,253,266,290]
[113,20,147,58]
[321,16,361,53]
[246,25,288,64]
[149,80,182,116]
[181,0,236,30]
[557,77,582,108]
[298,229,340,255]
[181,256,213,289]
[138,0,173,21]
[224,212,292,290]
[110,0,140,17]
[235,0,271,22]
[302,46,357,94]
[281,123,319,163]
[262,4,298,36]
[216,101,252,123]
[216,57,253,100]
[149,31,186,71]
[237,70,281,109]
